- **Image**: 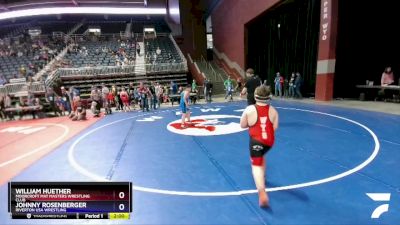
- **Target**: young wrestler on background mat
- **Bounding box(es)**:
[240,85,279,207]
[180,84,192,128]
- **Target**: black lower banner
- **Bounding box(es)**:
[12,213,109,219]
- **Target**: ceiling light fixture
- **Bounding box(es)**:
[0,7,167,20]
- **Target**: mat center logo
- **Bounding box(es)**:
[167,115,246,136]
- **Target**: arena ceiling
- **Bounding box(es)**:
[0,0,167,13]
[0,0,169,21]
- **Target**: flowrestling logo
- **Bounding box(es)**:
[167,115,246,136]
[366,193,391,219]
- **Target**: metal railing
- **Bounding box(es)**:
[209,61,228,81]
[213,47,245,78]
[145,62,187,73]
[54,62,187,77]
[56,65,138,77]
[34,42,72,80]
[0,81,46,96]
[45,62,188,86]
[199,55,225,82]
[169,34,187,70]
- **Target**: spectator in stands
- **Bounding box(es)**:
[26,67,34,83]
[274,72,283,97]
[153,53,158,63]
[28,62,35,71]
[381,66,394,86]
[0,75,6,86]
[27,63,34,75]
[156,47,161,55]
[19,65,27,78]
[137,44,141,56]
[123,57,129,66]
[241,68,262,105]
[294,72,303,98]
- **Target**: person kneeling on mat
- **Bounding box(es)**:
[180,84,192,128]
[71,106,87,121]
[90,87,101,117]
[240,85,279,207]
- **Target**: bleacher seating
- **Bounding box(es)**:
[60,73,188,94]
[0,18,188,97]
[0,35,66,82]
[0,23,31,38]
[63,39,136,67]
[51,33,188,96]
[145,37,182,64]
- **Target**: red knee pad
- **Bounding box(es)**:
[251,157,264,166]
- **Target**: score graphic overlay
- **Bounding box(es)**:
[8,182,132,219]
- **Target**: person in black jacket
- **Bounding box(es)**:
[149,82,157,110]
[241,68,262,105]
[205,79,213,103]
[294,72,303,99]
[45,87,62,116]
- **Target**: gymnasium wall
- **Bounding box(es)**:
[176,0,207,59]
[211,0,280,71]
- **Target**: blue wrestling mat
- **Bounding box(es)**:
[1,100,399,224]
